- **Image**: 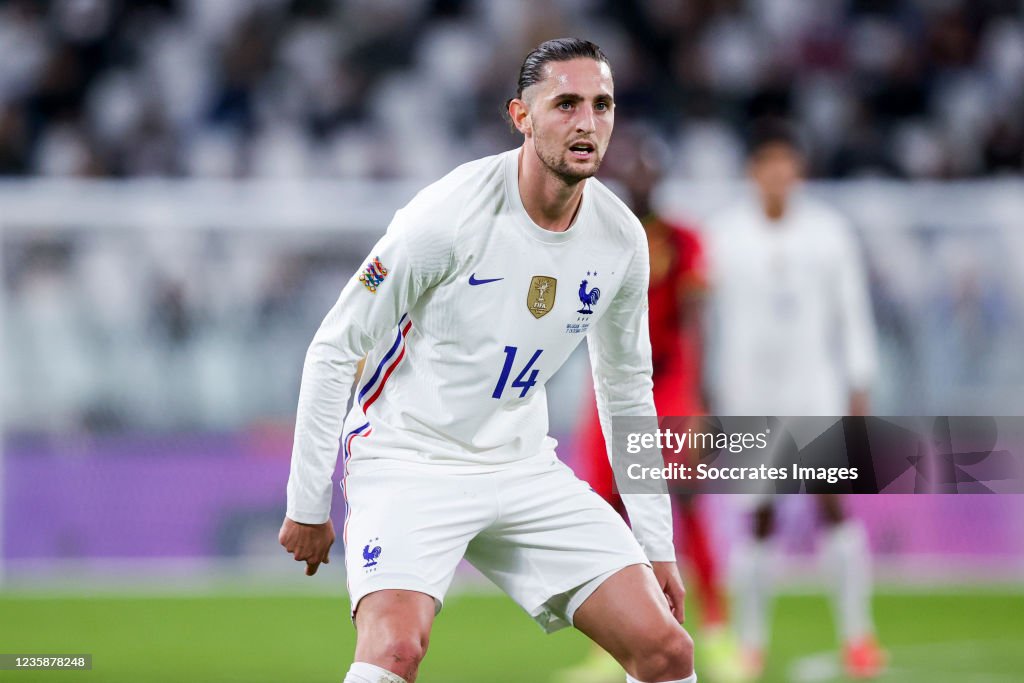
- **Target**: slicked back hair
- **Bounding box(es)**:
[505,38,611,116]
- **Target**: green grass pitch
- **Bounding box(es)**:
[1,589,1022,682]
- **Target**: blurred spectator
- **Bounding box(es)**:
[0,0,1022,180]
[4,2,1024,436]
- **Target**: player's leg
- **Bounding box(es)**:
[341,462,493,683]
[572,564,696,683]
[678,496,725,626]
[732,499,776,676]
[468,458,696,682]
[552,396,639,683]
[817,494,885,678]
[345,589,436,683]
[555,497,714,681]
[676,496,747,682]
[819,494,872,640]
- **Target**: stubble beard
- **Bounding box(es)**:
[533,132,603,185]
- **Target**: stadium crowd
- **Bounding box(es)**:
[4,0,1024,435]
[0,0,1022,181]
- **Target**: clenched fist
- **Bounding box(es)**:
[279,517,335,576]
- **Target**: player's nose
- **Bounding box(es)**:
[576,107,597,134]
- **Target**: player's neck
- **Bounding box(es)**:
[517,146,586,232]
[761,195,788,223]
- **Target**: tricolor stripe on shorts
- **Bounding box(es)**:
[357,314,412,411]
[341,421,371,545]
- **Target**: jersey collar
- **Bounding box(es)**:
[503,148,592,244]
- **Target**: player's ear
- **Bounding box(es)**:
[508,97,532,136]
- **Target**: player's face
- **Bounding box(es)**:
[522,58,615,183]
[749,143,804,202]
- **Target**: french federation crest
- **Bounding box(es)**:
[359,256,389,293]
[363,539,382,569]
[527,276,557,319]
[577,277,601,314]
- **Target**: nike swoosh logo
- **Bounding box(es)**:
[469,273,504,286]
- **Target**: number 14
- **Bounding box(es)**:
[492,346,543,399]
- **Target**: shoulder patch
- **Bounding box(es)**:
[359,256,389,293]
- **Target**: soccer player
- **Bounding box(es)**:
[704,119,885,678]
[279,39,697,683]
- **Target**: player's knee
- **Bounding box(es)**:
[356,616,430,680]
[626,625,694,682]
[354,590,435,678]
[385,636,427,676]
[362,633,428,680]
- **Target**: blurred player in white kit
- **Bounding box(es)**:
[279,39,697,683]
[704,119,886,679]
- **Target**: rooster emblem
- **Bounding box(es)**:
[362,543,382,568]
[577,279,601,314]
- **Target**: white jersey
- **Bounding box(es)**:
[705,194,877,415]
[287,149,674,562]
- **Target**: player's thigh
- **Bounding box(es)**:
[573,564,692,665]
[344,465,493,615]
[466,458,647,632]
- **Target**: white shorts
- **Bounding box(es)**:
[342,454,649,633]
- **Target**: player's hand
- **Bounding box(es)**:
[279,517,335,576]
[651,561,686,623]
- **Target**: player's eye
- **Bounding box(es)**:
[558,101,573,111]
[595,102,608,111]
